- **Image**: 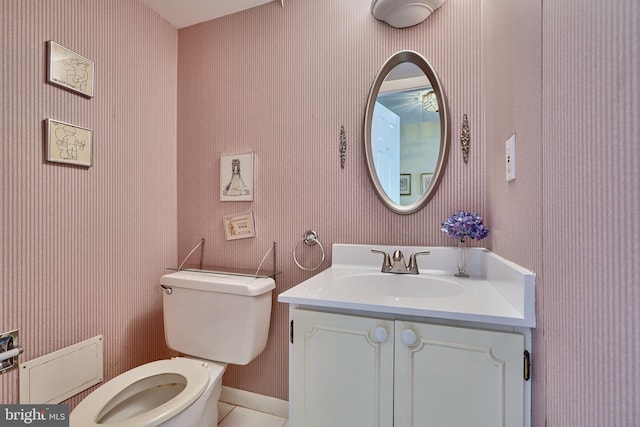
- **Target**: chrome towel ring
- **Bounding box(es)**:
[293,230,325,271]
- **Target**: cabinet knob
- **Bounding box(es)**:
[372,327,389,343]
[401,329,418,347]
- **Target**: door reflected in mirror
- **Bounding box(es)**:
[364,51,449,214]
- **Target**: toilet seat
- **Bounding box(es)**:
[71,358,215,427]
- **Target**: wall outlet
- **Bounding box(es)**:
[506,134,516,181]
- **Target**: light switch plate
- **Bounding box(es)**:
[506,134,516,181]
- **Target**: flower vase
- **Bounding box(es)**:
[455,240,469,277]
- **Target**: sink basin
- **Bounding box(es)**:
[278,244,536,328]
[333,273,465,298]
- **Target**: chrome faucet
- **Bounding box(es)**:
[371,249,430,274]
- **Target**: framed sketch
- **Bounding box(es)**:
[220,152,254,201]
[45,119,93,167]
[400,174,411,195]
[421,173,434,192]
[47,41,95,98]
[223,212,256,240]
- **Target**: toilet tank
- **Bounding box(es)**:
[160,271,275,365]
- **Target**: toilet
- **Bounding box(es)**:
[70,271,276,427]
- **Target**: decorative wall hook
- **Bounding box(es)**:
[339,125,347,169]
[461,113,470,163]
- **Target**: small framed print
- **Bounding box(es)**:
[421,173,434,192]
[47,41,95,98]
[223,212,256,240]
[220,152,254,201]
[46,119,93,167]
[400,174,411,195]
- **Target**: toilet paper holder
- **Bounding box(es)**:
[0,329,23,374]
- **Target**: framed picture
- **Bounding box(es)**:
[223,212,256,240]
[220,152,254,201]
[45,119,93,167]
[421,173,434,192]
[47,41,95,98]
[400,174,411,195]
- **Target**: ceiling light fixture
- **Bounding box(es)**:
[371,0,446,28]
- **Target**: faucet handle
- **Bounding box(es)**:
[371,249,391,272]
[408,251,430,273]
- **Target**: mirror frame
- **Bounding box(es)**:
[364,50,450,214]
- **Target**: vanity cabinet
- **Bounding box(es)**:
[291,308,525,427]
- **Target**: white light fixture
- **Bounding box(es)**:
[371,0,446,28]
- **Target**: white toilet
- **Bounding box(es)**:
[70,271,275,427]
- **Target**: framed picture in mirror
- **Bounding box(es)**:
[400,174,411,195]
[421,173,433,192]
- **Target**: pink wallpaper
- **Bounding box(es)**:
[177,0,485,403]
[3,0,637,424]
[541,0,639,425]
[179,0,639,425]
[481,0,545,423]
[484,0,639,425]
[1,1,178,406]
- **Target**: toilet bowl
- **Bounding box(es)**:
[70,271,275,427]
[71,357,226,427]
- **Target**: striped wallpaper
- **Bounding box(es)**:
[481,0,545,422]
[2,0,638,425]
[177,0,485,404]
[1,0,178,407]
[541,0,639,425]
[178,0,639,425]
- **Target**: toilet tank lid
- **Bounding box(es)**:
[160,271,275,296]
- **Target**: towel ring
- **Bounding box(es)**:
[293,230,325,271]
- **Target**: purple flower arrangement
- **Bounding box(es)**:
[441,211,489,242]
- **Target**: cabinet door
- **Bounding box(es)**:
[394,321,524,427]
[292,309,394,427]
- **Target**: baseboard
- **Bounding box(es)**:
[220,386,289,418]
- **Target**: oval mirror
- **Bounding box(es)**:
[364,50,449,214]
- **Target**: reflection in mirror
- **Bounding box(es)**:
[364,51,449,214]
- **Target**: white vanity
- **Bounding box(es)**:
[278,244,535,427]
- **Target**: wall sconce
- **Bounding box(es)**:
[371,0,446,28]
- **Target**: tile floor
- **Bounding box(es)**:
[218,401,288,427]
